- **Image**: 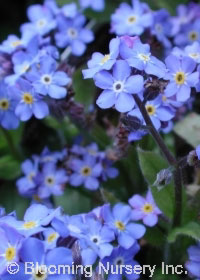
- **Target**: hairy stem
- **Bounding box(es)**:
[133,94,177,166]
[133,94,182,226]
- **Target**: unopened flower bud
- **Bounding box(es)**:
[154,168,172,189]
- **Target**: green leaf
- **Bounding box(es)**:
[174,113,200,148]
[73,67,96,109]
[137,147,174,218]
[137,147,169,185]
[144,227,165,247]
[0,155,20,180]
[0,184,29,219]
[168,222,200,243]
[53,187,91,214]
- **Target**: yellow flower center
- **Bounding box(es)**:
[189,31,198,41]
[189,53,200,60]
[138,53,150,62]
[23,221,36,229]
[115,221,125,231]
[127,15,137,24]
[33,195,41,202]
[143,203,153,213]
[47,233,58,243]
[175,72,185,85]
[81,166,91,177]
[5,247,16,261]
[162,95,167,102]
[11,40,22,48]
[33,267,48,280]
[146,105,156,116]
[0,99,9,110]
[101,54,110,65]
[23,92,33,104]
[37,19,46,28]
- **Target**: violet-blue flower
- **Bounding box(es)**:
[111,0,153,36]
[79,0,105,11]
[185,243,200,279]
[13,79,49,121]
[128,96,174,130]
[95,60,144,112]
[20,4,56,37]
[151,9,172,48]
[0,224,23,276]
[80,216,115,265]
[0,82,19,130]
[69,155,102,190]
[36,162,68,199]
[26,56,70,99]
[16,158,39,197]
[174,19,200,47]
[102,203,146,249]
[83,38,120,79]
[55,14,94,56]
[120,37,167,78]
[164,55,199,102]
[101,244,140,280]
[129,190,162,227]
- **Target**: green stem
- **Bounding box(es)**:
[133,94,183,227]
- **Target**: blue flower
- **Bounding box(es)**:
[0,224,23,276]
[16,237,72,280]
[95,60,144,112]
[185,243,200,279]
[128,96,174,130]
[170,4,196,36]
[80,216,115,265]
[13,79,49,121]
[174,19,200,47]
[55,14,94,56]
[0,34,31,54]
[79,0,105,11]
[184,42,200,64]
[36,162,68,199]
[0,82,19,130]
[16,158,39,197]
[101,244,140,280]
[5,37,40,85]
[102,203,146,249]
[43,227,60,250]
[164,55,199,102]
[151,9,172,48]
[83,38,120,79]
[69,155,103,190]
[1,204,59,237]
[26,56,70,99]
[45,0,77,18]
[20,4,56,37]
[111,0,153,36]
[120,37,167,78]
[129,190,162,227]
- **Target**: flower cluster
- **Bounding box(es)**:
[0,0,95,130]
[0,190,161,279]
[16,143,118,201]
[111,1,200,50]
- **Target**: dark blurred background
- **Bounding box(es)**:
[0,0,43,41]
